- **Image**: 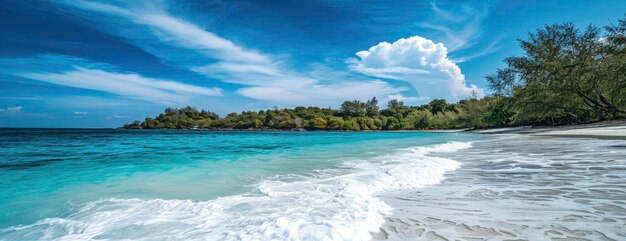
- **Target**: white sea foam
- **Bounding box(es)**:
[0,141,471,241]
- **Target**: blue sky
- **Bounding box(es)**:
[1,0,625,128]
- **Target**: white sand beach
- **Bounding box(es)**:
[533,125,626,139]
[470,121,626,139]
[376,122,626,240]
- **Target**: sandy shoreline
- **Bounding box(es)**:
[470,120,626,140]
[374,121,626,240]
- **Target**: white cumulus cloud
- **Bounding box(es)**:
[349,36,483,101]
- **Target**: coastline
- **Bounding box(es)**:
[376,121,626,240]
[468,120,626,140]
[1,124,624,240]
[115,120,626,138]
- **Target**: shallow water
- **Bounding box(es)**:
[379,135,626,241]
[0,129,476,240]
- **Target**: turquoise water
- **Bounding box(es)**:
[0,129,478,240]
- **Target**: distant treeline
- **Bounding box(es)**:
[124,17,625,131]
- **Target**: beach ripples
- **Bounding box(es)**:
[378,136,626,241]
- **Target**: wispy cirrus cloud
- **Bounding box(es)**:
[419,1,503,62]
[0,106,51,118]
[106,114,128,120]
[2,54,222,105]
[0,106,23,115]
[20,68,222,105]
[0,97,43,101]
[66,0,269,64]
[52,0,406,105]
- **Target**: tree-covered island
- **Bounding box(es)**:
[124,19,625,131]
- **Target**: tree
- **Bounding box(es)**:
[387,99,404,109]
[489,21,626,123]
[430,112,450,129]
[383,116,401,130]
[602,16,626,116]
[428,99,448,115]
[124,120,142,129]
[327,116,345,130]
[483,97,514,127]
[197,119,212,129]
[485,68,516,97]
[365,97,379,117]
[413,110,433,129]
[458,98,489,128]
[311,117,328,130]
[341,100,365,117]
[342,118,361,131]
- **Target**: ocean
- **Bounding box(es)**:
[0,129,623,240]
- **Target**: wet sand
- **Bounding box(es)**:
[472,121,626,140]
[374,129,626,240]
[532,125,626,140]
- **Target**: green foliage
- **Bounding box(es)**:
[387,99,404,109]
[327,116,345,129]
[340,100,366,117]
[428,99,455,115]
[456,98,487,128]
[365,97,379,117]
[488,18,626,124]
[382,116,401,130]
[124,95,528,131]
[482,97,513,127]
[402,110,431,129]
[342,118,361,131]
[311,117,328,130]
[430,113,450,129]
[124,120,142,129]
